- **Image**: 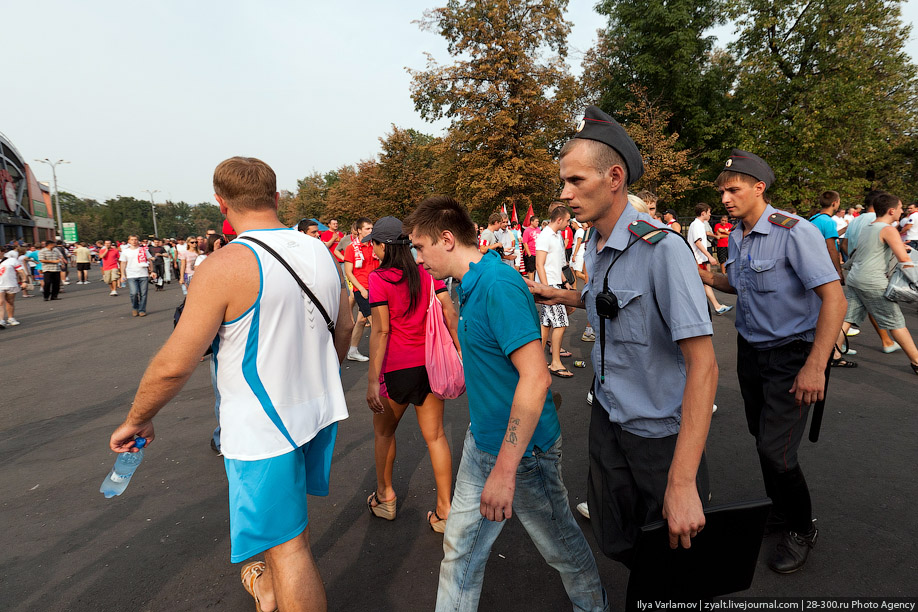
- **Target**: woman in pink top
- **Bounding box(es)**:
[365,217,460,533]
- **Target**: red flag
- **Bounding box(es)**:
[523,204,535,228]
[512,203,519,224]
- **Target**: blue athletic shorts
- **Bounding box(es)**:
[224,422,338,563]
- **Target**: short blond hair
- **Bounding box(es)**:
[213,157,276,211]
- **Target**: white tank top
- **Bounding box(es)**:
[212,228,348,460]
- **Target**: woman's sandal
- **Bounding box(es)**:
[367,491,397,520]
[910,362,918,376]
[830,357,858,368]
[427,510,447,533]
[241,561,277,612]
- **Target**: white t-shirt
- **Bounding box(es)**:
[535,226,565,285]
[687,218,709,264]
[570,228,586,271]
[834,215,847,233]
[494,228,516,266]
[0,254,22,290]
[905,212,918,241]
[119,247,150,279]
[176,243,188,253]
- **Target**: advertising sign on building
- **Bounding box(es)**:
[62,222,78,242]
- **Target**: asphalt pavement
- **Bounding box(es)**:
[1,275,916,611]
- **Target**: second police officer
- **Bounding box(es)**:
[700,150,847,573]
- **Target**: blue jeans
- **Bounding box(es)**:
[436,429,609,612]
[127,277,149,313]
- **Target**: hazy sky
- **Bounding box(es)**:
[6,1,918,206]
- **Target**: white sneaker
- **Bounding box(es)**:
[712,404,718,414]
[0,320,6,328]
[347,349,369,362]
[882,342,902,354]
[846,327,860,337]
[576,502,590,519]
[580,331,596,342]
[110,290,118,296]
[6,318,20,326]
[63,281,71,285]
[586,390,593,405]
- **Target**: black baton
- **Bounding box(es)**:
[808,355,832,443]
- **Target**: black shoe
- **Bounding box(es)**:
[769,525,818,574]
[210,438,223,456]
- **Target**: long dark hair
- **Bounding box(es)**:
[376,240,421,313]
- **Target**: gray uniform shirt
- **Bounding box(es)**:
[582,203,713,438]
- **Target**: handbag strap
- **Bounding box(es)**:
[237,235,335,336]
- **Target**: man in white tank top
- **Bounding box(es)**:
[109,157,354,612]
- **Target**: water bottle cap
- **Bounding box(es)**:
[134,437,147,450]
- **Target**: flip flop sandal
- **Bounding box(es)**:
[559,349,572,358]
[241,561,277,612]
[910,362,918,376]
[367,491,397,520]
[830,357,857,368]
[549,367,574,378]
[427,510,447,533]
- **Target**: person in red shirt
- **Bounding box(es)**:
[99,240,122,295]
[713,215,733,274]
[343,217,379,361]
[320,219,344,257]
[364,216,460,533]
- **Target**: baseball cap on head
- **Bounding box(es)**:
[722,149,775,188]
[573,106,645,185]
[362,216,411,245]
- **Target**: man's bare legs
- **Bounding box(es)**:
[349,312,369,352]
[704,284,727,311]
[255,528,326,612]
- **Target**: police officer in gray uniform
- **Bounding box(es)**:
[529,106,718,597]
[700,150,847,573]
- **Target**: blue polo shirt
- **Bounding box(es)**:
[582,203,713,438]
[456,250,560,456]
[807,212,839,240]
[726,205,839,349]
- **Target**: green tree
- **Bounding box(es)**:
[623,85,700,208]
[728,0,918,210]
[408,0,580,216]
[584,0,738,160]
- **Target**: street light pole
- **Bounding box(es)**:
[35,158,69,238]
[142,189,161,237]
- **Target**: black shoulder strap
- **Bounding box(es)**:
[237,235,335,336]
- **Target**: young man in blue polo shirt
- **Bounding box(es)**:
[406,195,609,612]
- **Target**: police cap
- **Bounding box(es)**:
[723,149,775,188]
[574,106,644,185]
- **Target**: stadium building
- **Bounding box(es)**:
[0,131,58,245]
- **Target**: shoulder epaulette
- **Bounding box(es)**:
[768,212,799,229]
[628,219,667,244]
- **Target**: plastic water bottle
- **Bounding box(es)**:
[100,437,147,498]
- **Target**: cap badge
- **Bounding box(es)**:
[725,158,733,168]
[576,119,585,133]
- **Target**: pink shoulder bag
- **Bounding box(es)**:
[425,278,465,399]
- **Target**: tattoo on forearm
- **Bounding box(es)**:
[505,418,520,446]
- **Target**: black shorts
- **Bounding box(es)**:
[383,365,433,406]
[353,289,371,317]
[77,262,91,271]
[523,254,536,273]
[715,246,729,263]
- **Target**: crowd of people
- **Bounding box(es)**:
[86,106,916,611]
